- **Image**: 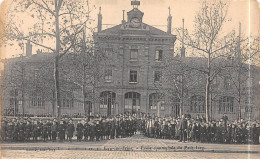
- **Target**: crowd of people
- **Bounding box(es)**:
[1,113,259,144]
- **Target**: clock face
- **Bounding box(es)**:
[130,17,141,28]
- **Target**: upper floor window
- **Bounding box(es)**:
[173,74,182,83]
[212,75,218,85]
[224,77,231,89]
[34,69,39,81]
[105,48,113,57]
[219,96,234,113]
[154,71,162,83]
[245,105,253,113]
[104,68,112,82]
[190,95,205,113]
[62,98,74,108]
[155,50,163,61]
[10,89,18,97]
[129,70,137,83]
[130,49,138,60]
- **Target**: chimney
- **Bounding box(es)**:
[167,6,172,34]
[26,40,32,57]
[122,10,126,25]
[181,19,186,58]
[97,7,102,32]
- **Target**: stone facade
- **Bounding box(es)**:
[1,5,260,121]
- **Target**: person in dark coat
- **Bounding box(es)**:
[1,117,8,141]
[76,120,83,142]
[51,121,58,141]
[170,120,176,140]
[7,121,14,142]
[46,120,52,140]
[12,122,19,142]
[67,119,75,142]
[58,120,66,142]
[42,121,48,142]
[18,120,25,142]
[200,124,206,143]
[190,123,196,142]
[89,117,96,141]
[195,122,201,142]
[252,124,259,144]
[110,118,116,139]
[179,115,188,142]
[24,121,32,141]
[95,120,101,141]
[231,124,236,143]
[83,119,89,141]
[236,125,242,144]
[32,120,39,141]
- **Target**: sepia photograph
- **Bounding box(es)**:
[0,0,260,159]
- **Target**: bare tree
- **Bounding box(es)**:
[176,0,243,122]
[5,0,95,120]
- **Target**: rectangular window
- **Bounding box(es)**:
[154,71,162,82]
[224,77,231,89]
[31,92,44,107]
[34,69,39,81]
[129,70,137,83]
[245,106,253,112]
[130,49,138,60]
[155,50,163,61]
[62,99,74,108]
[212,76,217,85]
[105,48,113,57]
[104,68,112,82]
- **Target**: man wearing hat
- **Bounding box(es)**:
[25,120,32,141]
[179,115,188,142]
[1,117,8,141]
[58,120,66,142]
[67,119,75,142]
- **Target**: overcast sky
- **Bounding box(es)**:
[0,0,259,59]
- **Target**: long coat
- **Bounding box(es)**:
[67,123,75,138]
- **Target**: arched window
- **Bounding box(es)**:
[100,91,116,109]
[219,96,234,113]
[190,95,205,113]
[149,93,165,110]
[171,95,180,117]
[125,92,141,114]
[100,91,116,116]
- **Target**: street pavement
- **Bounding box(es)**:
[1,133,260,159]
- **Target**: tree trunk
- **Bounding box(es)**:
[54,0,61,120]
[205,76,210,123]
[54,57,61,120]
[82,65,86,116]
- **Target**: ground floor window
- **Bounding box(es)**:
[219,96,234,113]
[100,91,116,116]
[31,91,45,107]
[125,92,140,114]
[149,93,165,110]
[190,95,205,113]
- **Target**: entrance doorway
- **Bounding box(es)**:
[124,92,141,114]
[100,91,116,116]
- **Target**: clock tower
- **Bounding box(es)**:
[127,1,144,28]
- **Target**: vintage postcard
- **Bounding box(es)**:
[0,0,259,159]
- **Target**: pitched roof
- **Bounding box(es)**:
[97,23,174,37]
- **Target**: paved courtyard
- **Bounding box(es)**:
[1,134,260,159]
